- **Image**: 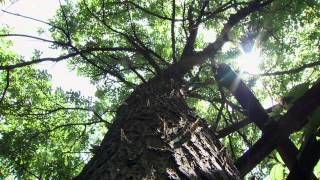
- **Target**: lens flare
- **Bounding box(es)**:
[237,48,262,75]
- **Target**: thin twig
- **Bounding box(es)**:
[0,33,69,46]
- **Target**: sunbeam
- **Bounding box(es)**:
[237,47,262,75]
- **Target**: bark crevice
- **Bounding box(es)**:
[76,79,240,179]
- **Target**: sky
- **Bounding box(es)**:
[0,0,96,97]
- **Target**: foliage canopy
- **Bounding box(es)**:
[0,0,319,179]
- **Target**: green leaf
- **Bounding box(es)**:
[314,160,320,178]
[270,164,285,180]
[275,152,284,165]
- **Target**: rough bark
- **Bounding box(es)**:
[76,77,240,179]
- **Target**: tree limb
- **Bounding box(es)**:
[259,60,320,76]
[164,0,273,78]
[0,70,10,105]
[180,0,208,59]
[202,1,234,21]
[45,121,105,134]
[21,106,113,128]
[83,0,164,73]
[0,33,69,46]
[287,130,320,180]
[216,105,277,138]
[73,46,136,87]
[235,81,320,177]
[200,0,272,59]
[125,1,183,21]
[0,47,135,71]
[217,118,250,138]
[1,9,66,33]
[215,63,305,176]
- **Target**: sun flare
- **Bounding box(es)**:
[237,48,262,75]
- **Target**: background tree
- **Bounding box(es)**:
[0,0,319,179]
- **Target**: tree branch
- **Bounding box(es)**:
[188,92,244,114]
[200,0,272,59]
[164,0,273,79]
[1,9,66,33]
[45,121,105,134]
[109,55,147,83]
[216,105,277,138]
[0,70,10,105]
[180,0,208,59]
[0,33,69,46]
[73,45,136,87]
[217,118,250,138]
[287,130,320,180]
[215,63,304,176]
[21,106,113,128]
[125,1,183,21]
[202,1,234,21]
[0,47,135,71]
[83,0,164,73]
[259,60,320,76]
[235,80,320,177]
[58,0,72,37]
[130,31,162,74]
[82,0,129,37]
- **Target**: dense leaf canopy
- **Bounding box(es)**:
[0,0,319,179]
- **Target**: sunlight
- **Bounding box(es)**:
[237,47,262,75]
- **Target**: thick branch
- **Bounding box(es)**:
[165,0,273,78]
[180,0,208,59]
[215,64,303,176]
[287,131,320,180]
[235,81,320,177]
[200,0,272,58]
[0,53,76,71]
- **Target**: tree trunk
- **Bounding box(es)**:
[76,77,240,179]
